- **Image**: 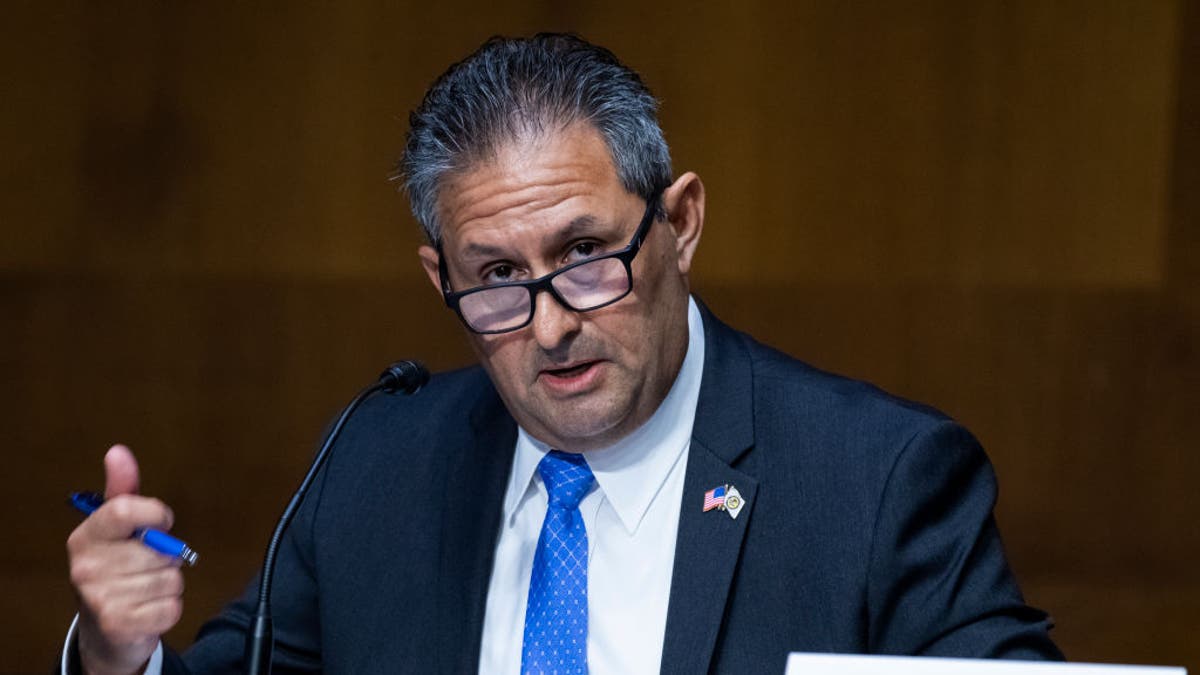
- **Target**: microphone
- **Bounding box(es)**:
[244,360,429,675]
[378,360,429,394]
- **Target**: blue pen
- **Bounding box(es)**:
[69,491,199,566]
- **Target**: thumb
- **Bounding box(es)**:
[103,444,140,498]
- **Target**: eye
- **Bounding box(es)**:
[565,241,600,263]
[482,263,518,284]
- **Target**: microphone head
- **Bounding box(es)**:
[379,360,430,394]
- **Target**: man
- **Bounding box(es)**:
[64,33,1061,674]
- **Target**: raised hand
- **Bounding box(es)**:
[67,445,185,675]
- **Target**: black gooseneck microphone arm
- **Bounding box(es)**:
[244,360,430,675]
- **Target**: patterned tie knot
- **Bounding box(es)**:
[538,450,594,511]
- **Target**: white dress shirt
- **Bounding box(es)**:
[478,297,705,675]
[65,297,704,675]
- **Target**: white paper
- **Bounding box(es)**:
[785,653,1185,675]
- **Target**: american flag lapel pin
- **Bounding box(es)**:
[703,485,727,512]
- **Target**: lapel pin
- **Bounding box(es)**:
[703,484,746,520]
[724,485,744,520]
[703,485,726,512]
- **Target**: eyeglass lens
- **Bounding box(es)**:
[458,257,631,332]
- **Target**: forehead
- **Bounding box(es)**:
[435,124,629,246]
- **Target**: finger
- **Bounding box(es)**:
[80,566,185,609]
[104,444,140,498]
[123,594,185,637]
[73,494,175,542]
[69,538,182,583]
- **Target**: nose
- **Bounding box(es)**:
[529,289,582,352]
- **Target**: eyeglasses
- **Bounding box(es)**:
[437,194,661,334]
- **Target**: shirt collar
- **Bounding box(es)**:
[504,297,706,534]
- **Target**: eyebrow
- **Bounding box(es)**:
[457,214,610,260]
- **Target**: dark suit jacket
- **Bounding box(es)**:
[158,305,1061,673]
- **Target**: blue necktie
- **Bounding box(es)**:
[521,450,595,675]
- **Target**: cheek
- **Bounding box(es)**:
[632,234,679,302]
[594,307,656,366]
[471,333,530,383]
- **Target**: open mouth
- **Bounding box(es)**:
[543,361,598,378]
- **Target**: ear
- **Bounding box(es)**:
[661,171,705,275]
[417,244,443,295]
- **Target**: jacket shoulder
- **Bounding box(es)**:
[742,332,954,433]
[728,329,984,489]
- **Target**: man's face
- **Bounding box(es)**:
[419,123,703,452]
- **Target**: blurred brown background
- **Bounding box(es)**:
[2,1,1196,673]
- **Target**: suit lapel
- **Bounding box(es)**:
[435,386,516,674]
[660,302,759,674]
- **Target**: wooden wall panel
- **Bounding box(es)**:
[639,2,1179,287]
[1,1,1195,672]
[3,2,1177,285]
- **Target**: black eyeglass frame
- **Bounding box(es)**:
[437,192,663,335]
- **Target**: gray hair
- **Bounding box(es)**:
[397,33,673,244]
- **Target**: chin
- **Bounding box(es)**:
[536,402,631,450]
